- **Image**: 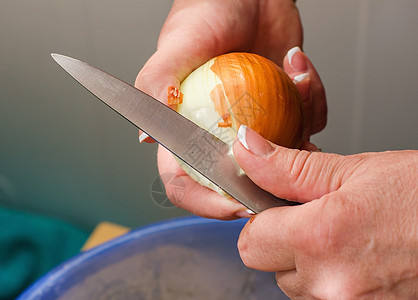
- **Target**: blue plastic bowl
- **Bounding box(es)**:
[18,216,289,299]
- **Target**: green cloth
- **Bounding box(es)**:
[0,206,89,300]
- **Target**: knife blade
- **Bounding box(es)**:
[51,53,300,213]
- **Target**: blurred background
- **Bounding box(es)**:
[0,0,417,296]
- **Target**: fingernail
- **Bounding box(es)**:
[235,209,256,219]
[246,209,255,215]
[293,72,309,85]
[139,132,149,143]
[237,125,275,157]
[287,46,301,65]
[237,125,249,150]
[287,46,307,72]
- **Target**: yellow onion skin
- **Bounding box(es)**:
[175,52,304,193]
[178,52,304,149]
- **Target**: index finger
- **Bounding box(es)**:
[237,197,334,272]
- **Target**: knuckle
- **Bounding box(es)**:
[237,232,251,265]
[160,173,186,207]
[314,273,367,300]
[284,150,313,187]
[237,228,257,269]
[276,272,306,299]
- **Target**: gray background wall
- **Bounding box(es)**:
[1,0,417,230]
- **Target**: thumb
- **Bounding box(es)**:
[134,49,183,143]
[134,38,228,143]
[233,125,359,202]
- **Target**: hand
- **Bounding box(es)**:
[136,0,327,218]
[136,0,303,105]
[234,126,418,299]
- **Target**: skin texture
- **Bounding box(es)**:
[234,127,418,299]
[136,0,327,218]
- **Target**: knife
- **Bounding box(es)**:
[51,53,300,213]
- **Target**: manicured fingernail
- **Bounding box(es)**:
[139,132,149,143]
[287,46,307,72]
[235,209,256,219]
[237,125,275,157]
[287,46,301,65]
[238,125,249,150]
[293,72,309,85]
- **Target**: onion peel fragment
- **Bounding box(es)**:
[167,86,183,105]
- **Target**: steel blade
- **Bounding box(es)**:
[51,53,299,213]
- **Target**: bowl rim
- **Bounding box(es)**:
[18,216,247,299]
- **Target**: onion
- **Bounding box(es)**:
[170,52,304,194]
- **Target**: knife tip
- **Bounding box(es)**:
[50,52,62,60]
[50,53,61,64]
[50,53,77,69]
[50,53,80,66]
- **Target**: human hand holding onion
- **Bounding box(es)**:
[135,0,327,218]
